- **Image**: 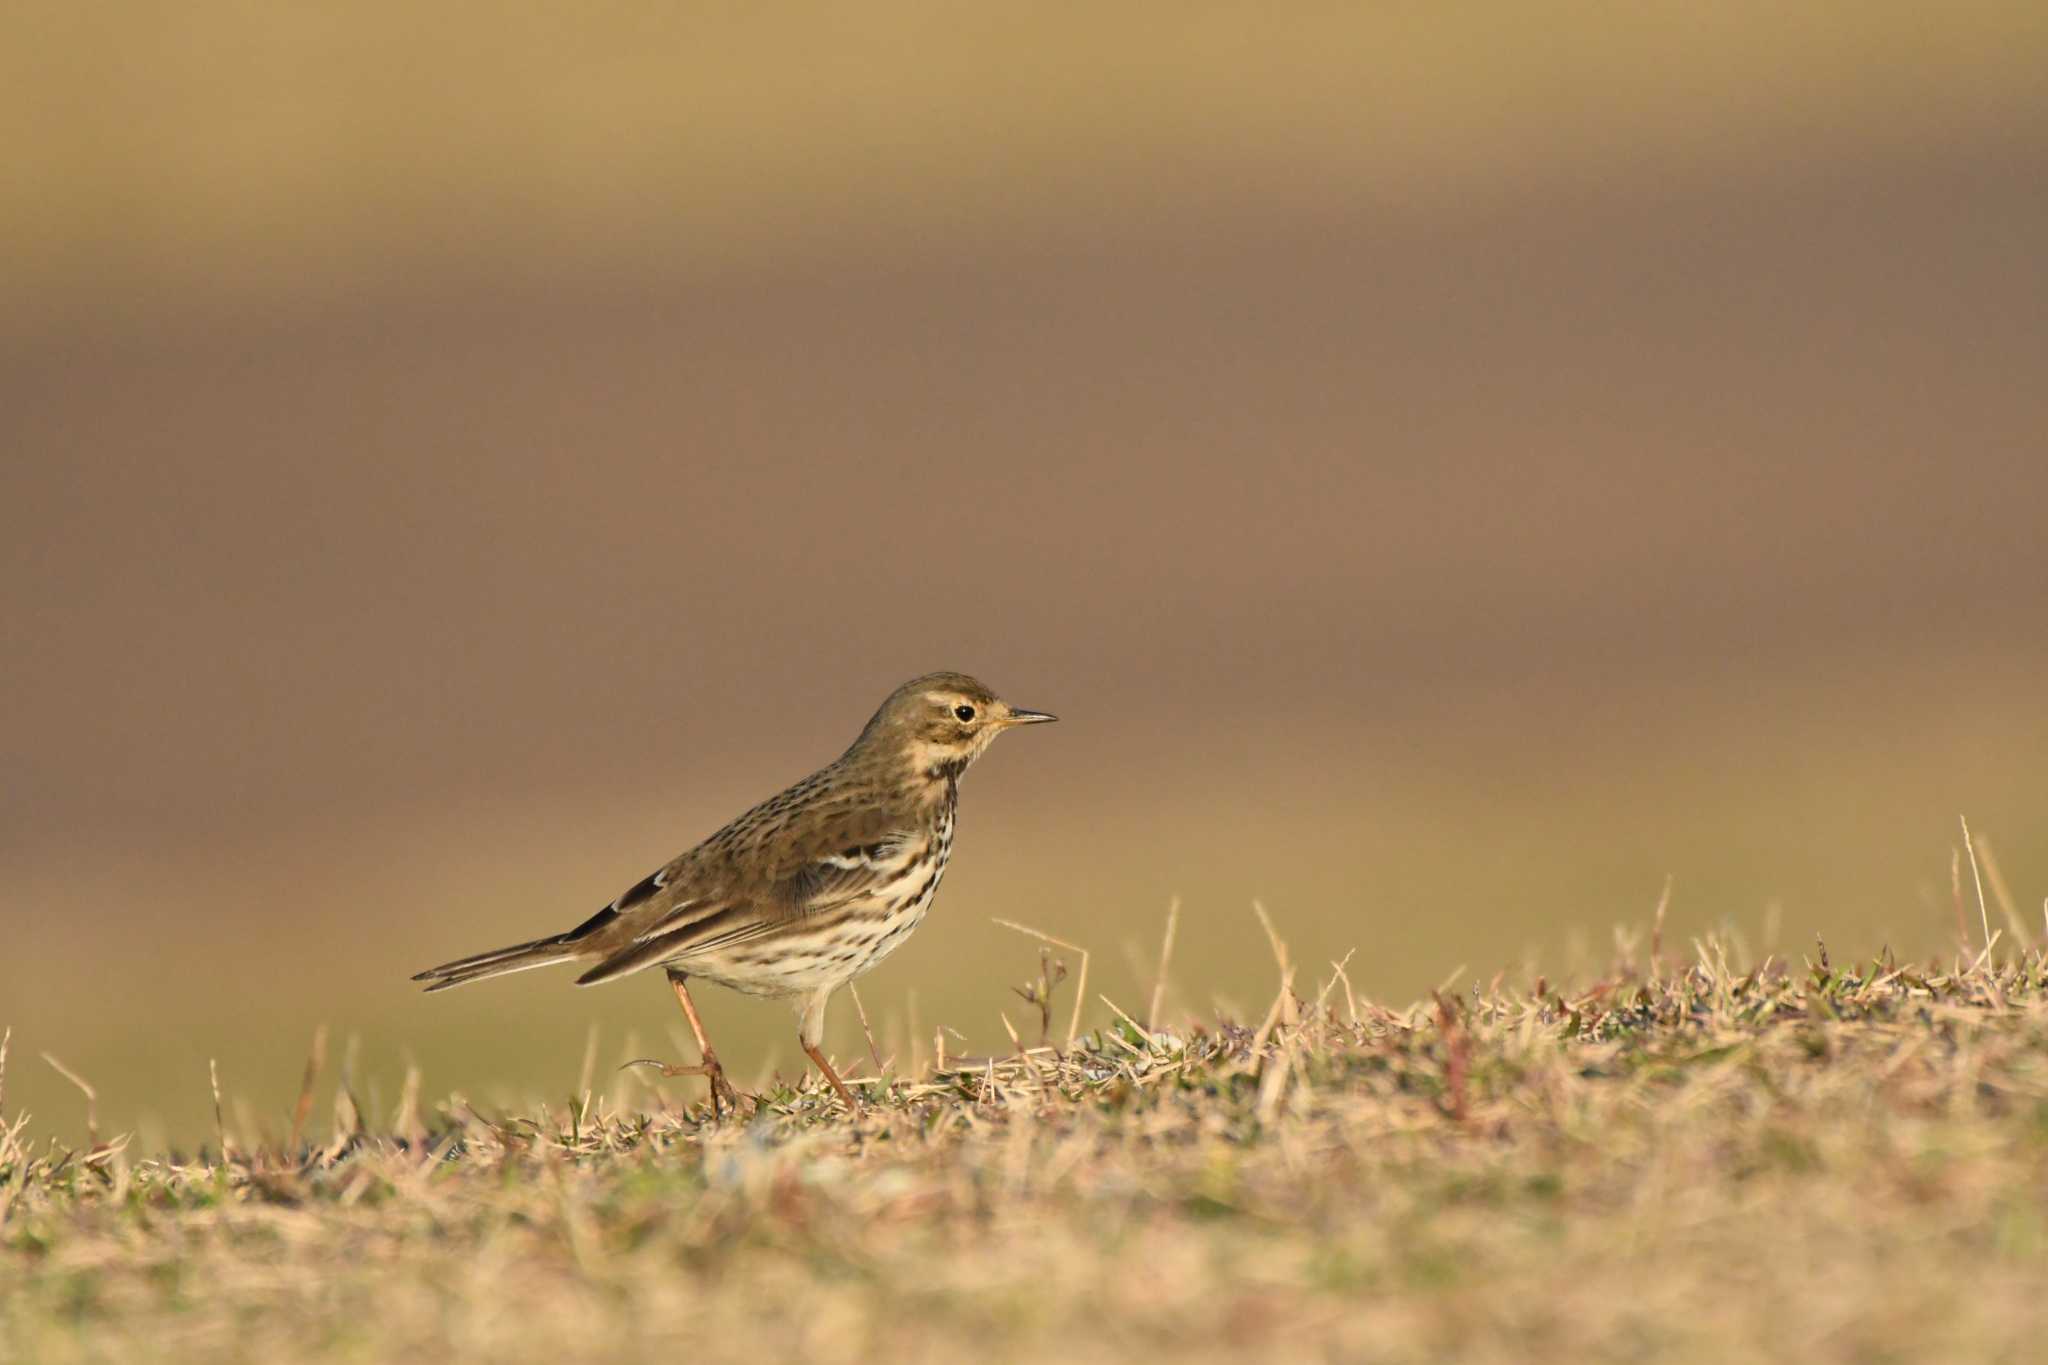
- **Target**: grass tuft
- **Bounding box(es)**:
[8,933,2048,1361]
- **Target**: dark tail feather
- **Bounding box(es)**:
[412,934,577,992]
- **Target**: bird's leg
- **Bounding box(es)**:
[795,988,858,1111]
[668,973,742,1116]
[622,972,740,1118]
[802,1039,860,1111]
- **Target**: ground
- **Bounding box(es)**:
[6,931,2048,1363]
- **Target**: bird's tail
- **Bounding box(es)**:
[411,933,579,992]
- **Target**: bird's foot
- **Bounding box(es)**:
[621,1054,743,1120]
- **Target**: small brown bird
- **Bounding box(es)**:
[413,672,1055,1113]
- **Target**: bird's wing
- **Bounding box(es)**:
[638,830,921,946]
[550,859,684,950]
[572,810,924,986]
[773,832,921,912]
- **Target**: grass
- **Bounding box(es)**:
[7,914,2048,1363]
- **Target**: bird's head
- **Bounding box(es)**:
[852,671,1057,779]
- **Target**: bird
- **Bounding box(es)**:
[412,671,1056,1114]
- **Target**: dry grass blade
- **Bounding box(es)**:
[1972,833,2031,951]
[289,1025,329,1156]
[1309,949,1356,1041]
[847,983,887,1074]
[1248,965,1299,1063]
[1961,815,1992,955]
[1098,995,1155,1050]
[40,1051,98,1148]
[1249,901,1297,1033]
[1951,847,1968,951]
[995,1012,1054,1101]
[1329,951,1360,1026]
[209,1057,227,1159]
[385,1065,419,1151]
[1148,897,1180,1030]
[1650,874,1673,978]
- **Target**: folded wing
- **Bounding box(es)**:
[573,830,921,986]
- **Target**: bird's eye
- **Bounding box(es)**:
[954,704,976,722]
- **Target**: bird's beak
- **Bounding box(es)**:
[1004,707,1058,726]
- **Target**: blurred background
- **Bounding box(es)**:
[5,2,2046,1146]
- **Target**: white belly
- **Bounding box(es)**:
[686,821,952,998]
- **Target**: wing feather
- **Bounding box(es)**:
[574,833,923,985]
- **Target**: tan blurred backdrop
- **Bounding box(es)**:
[5,2,2047,1144]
